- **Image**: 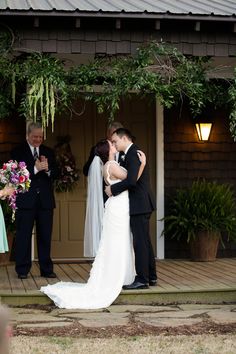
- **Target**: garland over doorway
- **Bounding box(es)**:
[1,40,236,138]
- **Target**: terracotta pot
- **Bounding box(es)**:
[190,230,220,261]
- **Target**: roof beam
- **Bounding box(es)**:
[155,20,160,30]
[33,17,39,27]
[115,19,121,29]
[75,18,80,28]
[194,21,201,31]
[1,11,236,22]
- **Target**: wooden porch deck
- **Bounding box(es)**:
[0,258,236,306]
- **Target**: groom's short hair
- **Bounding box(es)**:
[113,128,134,141]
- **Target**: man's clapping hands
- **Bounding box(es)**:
[35,155,49,172]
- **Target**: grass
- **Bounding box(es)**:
[10,334,236,354]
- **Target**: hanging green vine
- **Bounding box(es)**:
[0,55,14,118]
[68,41,226,121]
[16,54,70,131]
[0,39,236,137]
[228,68,236,140]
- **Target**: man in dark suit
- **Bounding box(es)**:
[11,122,58,279]
[105,128,157,289]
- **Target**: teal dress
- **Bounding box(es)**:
[0,205,8,253]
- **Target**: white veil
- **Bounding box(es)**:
[84,155,104,257]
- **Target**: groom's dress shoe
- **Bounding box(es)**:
[149,280,157,286]
[18,274,28,279]
[40,272,57,278]
[123,281,149,290]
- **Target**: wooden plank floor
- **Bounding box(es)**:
[0,258,236,294]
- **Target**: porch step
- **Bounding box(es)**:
[1,259,236,306]
[1,287,236,307]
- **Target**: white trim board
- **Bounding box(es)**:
[156,100,165,259]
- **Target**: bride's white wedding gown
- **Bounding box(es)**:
[40,165,135,309]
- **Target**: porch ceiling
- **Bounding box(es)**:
[0,0,236,21]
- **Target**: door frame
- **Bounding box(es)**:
[32,98,165,261]
[156,100,165,259]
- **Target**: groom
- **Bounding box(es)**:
[105,128,157,289]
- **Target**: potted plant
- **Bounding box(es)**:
[162,180,236,261]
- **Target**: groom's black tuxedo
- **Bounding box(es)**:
[11,141,58,276]
[112,144,155,215]
[111,144,157,284]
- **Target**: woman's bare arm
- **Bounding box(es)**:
[104,161,127,182]
[104,150,146,185]
[137,150,146,180]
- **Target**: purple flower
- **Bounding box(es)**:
[0,160,31,221]
[19,161,26,168]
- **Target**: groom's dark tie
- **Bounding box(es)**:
[33,147,39,161]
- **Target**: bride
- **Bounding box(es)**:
[41,139,146,309]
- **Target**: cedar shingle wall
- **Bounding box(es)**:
[164,106,236,191]
[15,29,236,56]
[164,105,236,258]
[0,118,26,164]
[5,19,235,56]
[0,15,234,56]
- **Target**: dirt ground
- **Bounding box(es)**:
[14,320,236,338]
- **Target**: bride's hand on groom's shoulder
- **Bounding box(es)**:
[137,150,146,166]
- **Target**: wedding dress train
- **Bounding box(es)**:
[41,173,135,309]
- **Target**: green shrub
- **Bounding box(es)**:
[162,180,236,244]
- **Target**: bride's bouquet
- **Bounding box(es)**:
[0,160,31,220]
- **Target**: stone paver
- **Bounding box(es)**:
[107,304,177,313]
[74,313,130,328]
[208,310,236,324]
[18,321,73,329]
[136,315,202,327]
[50,308,104,316]
[7,304,236,330]
[179,304,236,311]
[135,309,210,318]
[11,312,69,323]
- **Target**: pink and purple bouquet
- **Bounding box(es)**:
[0,160,31,220]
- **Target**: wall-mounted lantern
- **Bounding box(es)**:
[195,123,212,141]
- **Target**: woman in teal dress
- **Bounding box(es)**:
[0,186,14,253]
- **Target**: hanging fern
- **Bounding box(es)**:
[17,54,69,131]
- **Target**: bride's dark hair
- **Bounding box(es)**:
[95,139,110,164]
